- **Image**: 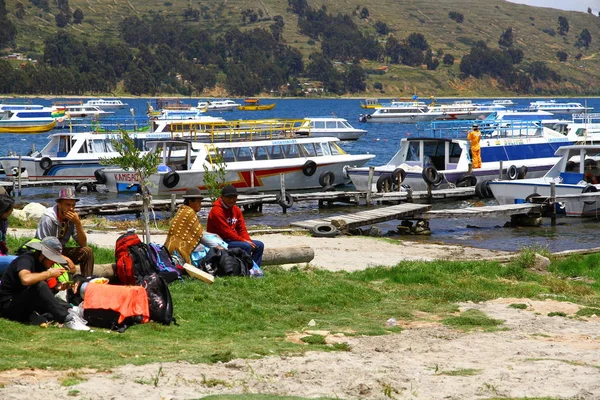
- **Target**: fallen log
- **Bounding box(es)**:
[90,245,315,278]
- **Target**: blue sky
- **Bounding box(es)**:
[505,0,599,14]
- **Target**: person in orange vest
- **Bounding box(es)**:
[467,124,482,169]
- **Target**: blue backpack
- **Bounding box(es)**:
[147,243,182,282]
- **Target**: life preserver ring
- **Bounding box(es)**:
[310,223,340,238]
[422,166,443,186]
[318,171,335,187]
[276,193,294,208]
[302,160,317,177]
[518,165,528,179]
[376,174,393,192]
[455,174,477,187]
[507,165,519,180]
[40,157,52,171]
[163,171,180,188]
[392,168,406,185]
[94,169,107,184]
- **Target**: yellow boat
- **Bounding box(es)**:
[0,119,57,134]
[237,99,276,111]
[360,98,383,109]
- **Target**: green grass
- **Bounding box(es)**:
[2,252,600,371]
[509,303,528,310]
[437,368,482,376]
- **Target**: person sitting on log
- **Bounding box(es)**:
[206,185,264,267]
[36,188,94,276]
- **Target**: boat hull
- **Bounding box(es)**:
[237,104,276,111]
[0,120,57,134]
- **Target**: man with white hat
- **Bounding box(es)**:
[0,236,89,330]
[36,187,94,276]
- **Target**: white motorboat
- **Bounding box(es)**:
[527,100,593,114]
[82,99,128,110]
[100,137,375,195]
[488,145,600,217]
[295,117,367,141]
[63,105,113,120]
[197,99,241,111]
[358,100,429,123]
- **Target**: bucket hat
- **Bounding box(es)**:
[26,237,67,265]
[182,187,204,199]
[56,187,80,202]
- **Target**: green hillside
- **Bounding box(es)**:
[3,0,600,96]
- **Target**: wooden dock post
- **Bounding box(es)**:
[170,194,177,217]
[366,166,374,206]
[279,173,287,214]
[499,160,503,180]
[17,156,22,197]
[550,182,556,226]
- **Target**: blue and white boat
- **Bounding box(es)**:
[527,100,593,115]
[488,145,600,217]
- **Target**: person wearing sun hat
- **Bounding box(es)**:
[36,187,94,276]
[206,185,264,267]
[467,123,482,169]
[0,236,90,330]
[164,187,207,265]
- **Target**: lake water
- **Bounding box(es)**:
[4,96,600,253]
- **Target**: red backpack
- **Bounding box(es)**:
[115,232,157,285]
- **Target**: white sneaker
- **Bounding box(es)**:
[65,310,90,331]
[70,306,85,319]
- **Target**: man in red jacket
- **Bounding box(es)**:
[206,185,264,267]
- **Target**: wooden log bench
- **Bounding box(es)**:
[90,245,315,278]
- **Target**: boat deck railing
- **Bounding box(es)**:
[423,119,556,139]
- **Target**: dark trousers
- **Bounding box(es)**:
[63,246,94,276]
[226,240,264,267]
[0,281,70,323]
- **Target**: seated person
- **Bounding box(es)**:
[0,236,89,330]
[36,188,94,276]
[206,185,264,267]
[0,194,16,275]
[164,188,206,265]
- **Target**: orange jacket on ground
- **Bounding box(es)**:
[83,283,149,324]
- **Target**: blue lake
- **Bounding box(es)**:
[4,96,600,253]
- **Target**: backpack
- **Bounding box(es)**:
[139,273,176,325]
[147,243,182,282]
[115,232,158,285]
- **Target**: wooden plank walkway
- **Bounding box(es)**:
[419,203,543,219]
[290,203,432,230]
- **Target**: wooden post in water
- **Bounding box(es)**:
[17,156,22,196]
[170,194,177,217]
[550,182,556,227]
[499,160,503,180]
[366,166,375,206]
[279,173,287,214]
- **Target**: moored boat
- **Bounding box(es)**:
[197,99,240,111]
[527,100,593,114]
[238,99,276,111]
[82,99,128,110]
[294,117,367,141]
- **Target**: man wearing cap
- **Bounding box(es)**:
[467,124,482,169]
[0,236,89,330]
[165,187,206,265]
[207,185,264,267]
[36,188,94,276]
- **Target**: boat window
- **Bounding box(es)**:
[58,136,70,154]
[220,148,236,163]
[313,121,326,129]
[406,142,420,161]
[449,142,462,163]
[235,147,253,161]
[299,143,317,157]
[319,143,332,156]
[254,146,270,160]
[325,121,337,129]
[328,142,345,155]
[283,144,300,158]
[340,120,351,128]
[269,145,285,159]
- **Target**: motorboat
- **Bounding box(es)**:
[487,145,600,217]
[492,99,515,106]
[360,99,383,109]
[0,109,58,133]
[100,137,375,195]
[347,119,576,192]
[294,117,367,141]
[0,118,306,181]
[62,105,114,120]
[527,100,593,114]
[197,99,240,111]
[358,100,429,123]
[238,99,276,111]
[82,99,128,110]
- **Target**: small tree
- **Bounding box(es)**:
[203,150,227,202]
[101,131,161,243]
[442,53,454,66]
[448,11,464,23]
[576,29,592,48]
[558,16,569,36]
[498,27,514,48]
[556,50,568,62]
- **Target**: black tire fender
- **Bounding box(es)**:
[319,171,335,187]
[376,174,393,192]
[163,171,180,188]
[276,192,294,208]
[310,223,340,238]
[475,180,493,199]
[525,192,540,203]
[507,165,518,180]
[366,114,372,119]
[94,169,107,184]
[456,173,477,187]
[40,157,52,171]
[302,160,317,177]
[392,168,406,185]
[75,182,93,193]
[422,166,439,185]
[518,165,528,179]
[583,185,598,204]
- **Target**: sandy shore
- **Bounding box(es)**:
[4,230,600,399]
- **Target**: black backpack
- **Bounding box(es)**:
[139,273,176,325]
[128,243,159,282]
